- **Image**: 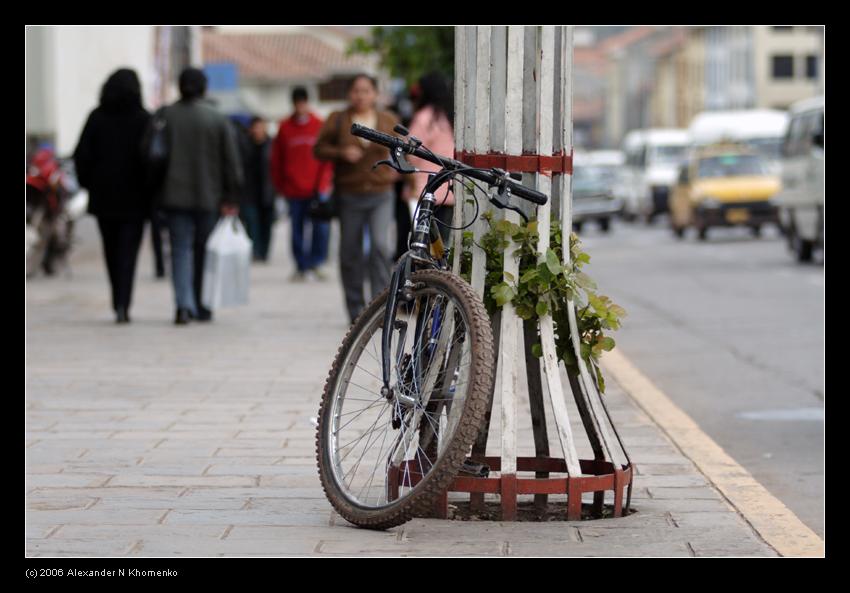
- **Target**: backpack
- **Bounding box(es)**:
[141,107,170,191]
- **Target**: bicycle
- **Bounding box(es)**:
[315,123,548,529]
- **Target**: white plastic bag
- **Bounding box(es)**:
[201,215,252,310]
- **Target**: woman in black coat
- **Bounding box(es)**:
[74,69,152,323]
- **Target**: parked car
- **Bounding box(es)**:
[772,96,824,262]
[572,150,625,233]
[669,144,781,241]
[688,109,789,174]
[618,129,690,223]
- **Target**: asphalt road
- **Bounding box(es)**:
[577,216,824,538]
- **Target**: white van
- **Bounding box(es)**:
[572,150,625,232]
[618,129,690,222]
[773,96,824,262]
[688,109,789,173]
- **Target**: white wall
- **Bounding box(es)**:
[26,26,157,155]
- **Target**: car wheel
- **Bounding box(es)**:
[795,236,814,262]
[697,226,708,241]
[573,221,584,234]
[599,218,611,233]
[750,224,762,237]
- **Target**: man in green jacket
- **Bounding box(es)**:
[158,68,243,325]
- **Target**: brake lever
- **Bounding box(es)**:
[489,182,529,223]
[373,145,417,174]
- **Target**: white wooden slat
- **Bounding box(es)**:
[452,25,466,275]
[535,26,581,477]
[489,26,507,153]
[554,26,607,454]
[558,25,625,468]
[505,27,524,155]
[496,25,522,477]
[473,26,492,153]
[469,26,491,299]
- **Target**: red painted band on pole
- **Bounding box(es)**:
[454,150,574,175]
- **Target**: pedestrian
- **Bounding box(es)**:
[238,115,277,262]
[270,87,331,280]
[314,74,400,324]
[154,67,243,325]
[150,209,167,278]
[73,68,152,324]
[402,72,456,240]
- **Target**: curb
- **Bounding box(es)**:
[602,349,824,558]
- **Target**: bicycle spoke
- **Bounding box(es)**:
[325,280,481,509]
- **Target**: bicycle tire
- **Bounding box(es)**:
[316,269,494,530]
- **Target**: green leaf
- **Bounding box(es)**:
[598,336,615,351]
[490,282,516,307]
[535,300,549,317]
[516,304,535,320]
[520,268,539,284]
[545,249,562,275]
[574,271,597,290]
[531,343,543,358]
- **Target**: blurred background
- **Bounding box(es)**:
[25,25,824,537]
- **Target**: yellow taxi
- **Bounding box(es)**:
[670,144,781,240]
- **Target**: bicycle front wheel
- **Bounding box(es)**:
[316,270,494,529]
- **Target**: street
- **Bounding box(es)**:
[577,217,824,537]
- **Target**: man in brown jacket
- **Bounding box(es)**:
[314,74,400,324]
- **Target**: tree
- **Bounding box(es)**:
[348,27,455,87]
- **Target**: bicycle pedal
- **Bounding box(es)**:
[458,459,490,478]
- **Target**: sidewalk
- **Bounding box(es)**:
[25,217,778,557]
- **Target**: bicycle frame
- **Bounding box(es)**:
[380,173,449,396]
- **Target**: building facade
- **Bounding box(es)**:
[25,26,199,156]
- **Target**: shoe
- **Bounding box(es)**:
[174,308,191,325]
[310,266,329,282]
[290,270,307,283]
[195,307,213,322]
[115,307,130,324]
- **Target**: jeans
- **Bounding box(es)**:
[165,210,218,316]
[287,197,330,272]
[240,203,276,261]
[337,190,394,322]
[96,215,145,312]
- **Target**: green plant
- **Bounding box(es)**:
[458,211,626,393]
[347,27,455,86]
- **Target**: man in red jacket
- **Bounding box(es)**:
[270,87,332,281]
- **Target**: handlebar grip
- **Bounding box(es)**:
[509,182,548,205]
[350,123,399,148]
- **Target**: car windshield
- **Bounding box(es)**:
[650,144,687,164]
[697,154,767,178]
[747,138,783,159]
[573,166,619,193]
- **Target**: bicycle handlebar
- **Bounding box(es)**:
[350,123,548,206]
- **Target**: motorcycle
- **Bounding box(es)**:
[25,147,85,278]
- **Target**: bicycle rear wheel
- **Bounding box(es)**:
[316,270,494,529]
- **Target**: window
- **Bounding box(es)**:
[807,111,824,149]
[784,115,808,157]
[697,154,767,178]
[806,55,818,79]
[772,55,794,79]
